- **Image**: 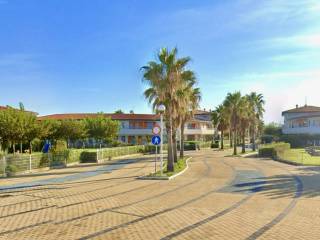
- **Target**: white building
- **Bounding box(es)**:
[282,105,320,135]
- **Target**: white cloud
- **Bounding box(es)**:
[237,70,320,123]
[269,33,320,49]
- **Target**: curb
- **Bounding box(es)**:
[138,157,192,180]
[241,152,258,158]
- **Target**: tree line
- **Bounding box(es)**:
[142,47,201,172]
[212,92,265,155]
[0,108,119,154]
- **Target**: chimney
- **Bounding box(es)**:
[296,104,299,109]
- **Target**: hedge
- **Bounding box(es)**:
[258,142,291,158]
[280,134,320,148]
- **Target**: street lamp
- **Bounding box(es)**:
[157,104,165,175]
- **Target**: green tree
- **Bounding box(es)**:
[55,120,86,148]
[84,114,120,147]
[223,92,247,155]
[176,79,201,158]
[212,104,229,150]
[0,107,25,154]
[142,47,196,171]
[247,92,265,151]
[114,110,124,114]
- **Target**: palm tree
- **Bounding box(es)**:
[212,104,229,150]
[239,97,251,153]
[176,81,201,158]
[142,47,194,171]
[247,92,265,151]
[223,92,246,155]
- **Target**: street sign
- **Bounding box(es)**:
[152,125,161,135]
[151,135,161,145]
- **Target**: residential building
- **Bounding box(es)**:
[282,105,320,135]
[38,111,215,145]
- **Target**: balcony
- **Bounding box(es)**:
[282,126,320,135]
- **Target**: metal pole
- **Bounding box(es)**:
[160,114,163,175]
[155,145,157,174]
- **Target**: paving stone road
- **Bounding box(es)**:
[0,149,320,240]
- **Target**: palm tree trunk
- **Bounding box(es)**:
[20,142,23,154]
[233,130,237,155]
[241,132,245,154]
[167,123,174,172]
[252,127,256,151]
[13,142,16,155]
[29,141,33,154]
[221,130,224,150]
[172,132,178,163]
[180,122,185,158]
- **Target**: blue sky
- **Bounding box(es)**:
[0,0,319,123]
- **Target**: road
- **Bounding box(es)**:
[0,149,320,240]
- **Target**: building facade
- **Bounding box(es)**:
[282,105,320,135]
[38,110,215,145]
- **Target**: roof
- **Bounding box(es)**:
[0,106,7,110]
[282,105,320,115]
[37,113,160,121]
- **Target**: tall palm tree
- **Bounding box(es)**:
[176,81,201,158]
[239,97,251,153]
[212,104,229,150]
[142,47,194,171]
[223,92,246,155]
[247,92,265,151]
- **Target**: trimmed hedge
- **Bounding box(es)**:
[258,142,291,158]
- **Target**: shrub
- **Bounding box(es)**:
[184,142,197,151]
[258,142,291,158]
[280,134,320,148]
[80,151,97,163]
[260,135,275,144]
[5,164,18,177]
[52,140,67,152]
[211,143,219,148]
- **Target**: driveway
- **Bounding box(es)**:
[0,150,319,239]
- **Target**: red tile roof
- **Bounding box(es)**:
[282,105,320,115]
[37,113,160,121]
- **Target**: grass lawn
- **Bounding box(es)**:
[148,157,188,177]
[279,149,320,165]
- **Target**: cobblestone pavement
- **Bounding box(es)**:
[0,150,320,240]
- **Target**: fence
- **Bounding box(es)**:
[0,144,168,177]
[198,141,212,149]
[276,148,320,166]
[0,141,209,177]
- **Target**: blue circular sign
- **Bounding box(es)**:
[151,136,161,145]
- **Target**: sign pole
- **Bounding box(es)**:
[160,114,163,175]
[155,145,157,174]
